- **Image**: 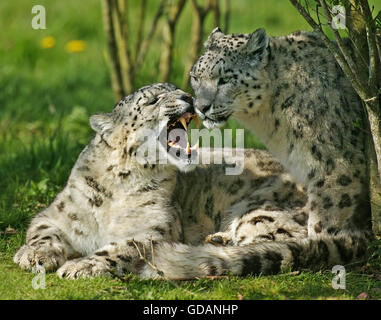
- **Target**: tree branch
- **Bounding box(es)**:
[135,0,167,73]
[168,0,186,25]
[101,0,124,101]
[182,0,214,87]
[210,0,220,27]
[359,0,381,90]
[112,0,133,94]
[134,0,147,63]
[289,0,373,104]
[223,0,231,33]
[159,0,187,82]
[319,0,368,85]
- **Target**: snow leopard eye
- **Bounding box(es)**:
[218,76,232,86]
[149,97,159,105]
[190,74,199,83]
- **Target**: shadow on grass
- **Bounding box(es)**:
[0,132,84,231]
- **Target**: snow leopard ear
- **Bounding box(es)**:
[244,28,268,58]
[90,113,114,136]
[204,27,224,49]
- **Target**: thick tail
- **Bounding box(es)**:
[136,232,370,279]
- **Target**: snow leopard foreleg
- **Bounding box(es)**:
[14,216,77,272]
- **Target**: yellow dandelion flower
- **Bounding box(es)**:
[65,40,86,53]
[41,36,56,49]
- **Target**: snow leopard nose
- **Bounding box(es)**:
[196,104,211,114]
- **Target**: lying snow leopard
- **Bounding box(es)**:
[190,28,372,267]
[14,83,317,279]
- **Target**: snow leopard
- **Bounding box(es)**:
[15,83,319,279]
[189,27,372,271]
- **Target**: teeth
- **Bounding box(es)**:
[179,117,188,131]
[167,141,182,149]
[167,140,199,154]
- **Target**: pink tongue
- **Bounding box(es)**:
[168,128,187,148]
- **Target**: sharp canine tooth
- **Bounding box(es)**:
[186,142,191,154]
[180,117,187,131]
[168,141,181,148]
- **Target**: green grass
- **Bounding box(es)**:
[0,0,380,300]
[1,244,380,300]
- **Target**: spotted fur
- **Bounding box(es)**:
[14,83,313,279]
[14,68,371,279]
[189,28,372,274]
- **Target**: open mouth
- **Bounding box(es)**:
[166,112,199,157]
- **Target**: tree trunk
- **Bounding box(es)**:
[223,0,231,33]
[367,99,381,235]
[346,0,381,235]
[159,0,186,82]
[134,0,167,75]
[160,22,176,82]
[210,0,220,27]
[112,0,133,95]
[101,0,124,102]
[182,0,210,88]
[135,0,147,62]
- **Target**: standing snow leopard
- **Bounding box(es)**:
[190,28,372,267]
[15,83,315,279]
